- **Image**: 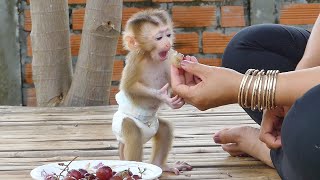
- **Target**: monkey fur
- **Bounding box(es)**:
[112,9,192,175]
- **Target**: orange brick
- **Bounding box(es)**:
[124,0,147,1]
[116,36,128,55]
[109,86,120,105]
[24,10,31,31]
[24,63,33,84]
[24,83,118,107]
[27,35,32,57]
[153,0,194,1]
[68,34,125,56]
[23,60,122,84]
[70,34,81,56]
[27,34,125,56]
[280,4,320,25]
[28,0,145,4]
[198,58,222,66]
[221,6,245,27]
[202,32,234,54]
[68,0,86,4]
[72,9,85,30]
[172,6,216,27]
[25,88,37,106]
[121,8,147,28]
[175,33,199,54]
[72,7,146,30]
[112,60,124,81]
[27,34,82,57]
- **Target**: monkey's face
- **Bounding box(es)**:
[150,25,173,62]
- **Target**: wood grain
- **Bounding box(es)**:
[0,104,280,179]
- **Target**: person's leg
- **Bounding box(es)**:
[222,24,310,124]
[214,126,274,167]
[272,84,320,180]
[214,24,311,176]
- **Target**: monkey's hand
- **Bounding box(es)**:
[158,83,185,109]
[161,161,193,175]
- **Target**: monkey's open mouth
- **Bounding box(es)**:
[159,51,168,60]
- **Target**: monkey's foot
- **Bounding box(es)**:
[161,161,192,175]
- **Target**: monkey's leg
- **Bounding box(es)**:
[151,118,192,175]
[118,142,125,160]
[121,117,143,161]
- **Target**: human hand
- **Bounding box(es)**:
[171,58,243,111]
[182,56,202,85]
[259,106,290,149]
[158,83,185,109]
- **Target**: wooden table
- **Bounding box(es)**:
[0,104,280,179]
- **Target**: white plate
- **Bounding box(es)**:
[30,160,162,180]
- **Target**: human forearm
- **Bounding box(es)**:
[295,14,320,70]
[276,67,320,106]
[234,67,320,109]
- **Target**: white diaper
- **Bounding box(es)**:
[112,91,159,144]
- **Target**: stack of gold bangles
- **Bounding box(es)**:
[238,69,280,111]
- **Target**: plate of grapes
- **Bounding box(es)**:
[30,158,162,180]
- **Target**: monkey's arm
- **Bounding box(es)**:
[128,81,161,99]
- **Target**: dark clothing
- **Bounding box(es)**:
[222,24,320,180]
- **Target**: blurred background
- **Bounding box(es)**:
[0,0,319,106]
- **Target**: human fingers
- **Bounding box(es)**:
[186,56,201,84]
[171,65,186,87]
[180,60,209,80]
[189,56,199,63]
[183,56,197,85]
[259,111,282,149]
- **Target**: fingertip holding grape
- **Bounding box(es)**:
[171,50,184,68]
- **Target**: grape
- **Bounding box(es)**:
[78,169,88,177]
[84,173,96,180]
[63,176,77,180]
[132,175,142,180]
[44,174,57,180]
[127,169,133,176]
[67,169,83,179]
[96,166,113,180]
[110,176,122,180]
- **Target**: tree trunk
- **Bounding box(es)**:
[30,0,72,107]
[63,0,123,106]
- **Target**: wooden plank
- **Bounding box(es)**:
[0,104,279,179]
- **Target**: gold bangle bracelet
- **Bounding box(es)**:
[238,69,279,111]
[244,69,259,108]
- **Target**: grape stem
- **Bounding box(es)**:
[58,156,79,178]
[138,167,146,178]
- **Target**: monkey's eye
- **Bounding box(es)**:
[167,34,171,37]
[156,36,162,41]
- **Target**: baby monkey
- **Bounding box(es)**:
[112,9,192,174]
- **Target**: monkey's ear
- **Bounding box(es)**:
[123,35,139,51]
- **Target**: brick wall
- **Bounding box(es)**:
[20,0,320,106]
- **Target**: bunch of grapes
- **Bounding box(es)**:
[44,166,142,180]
